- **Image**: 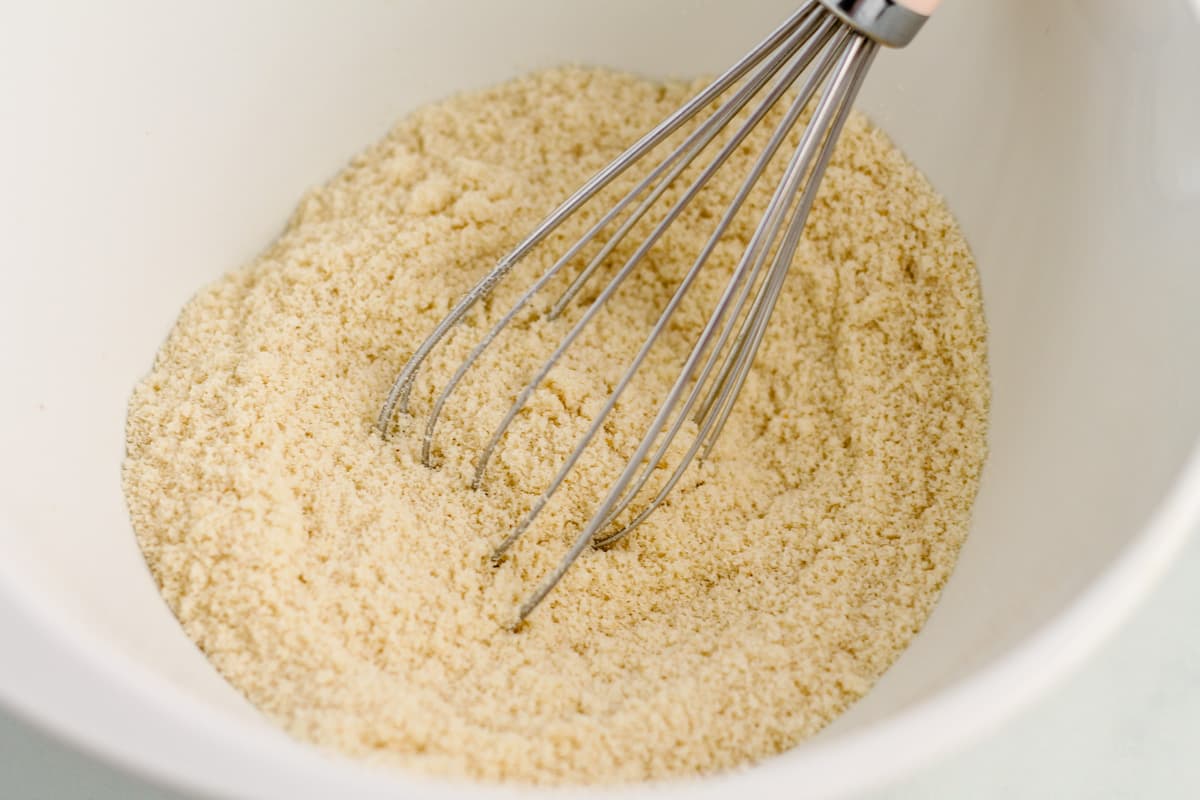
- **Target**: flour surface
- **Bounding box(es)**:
[124,67,989,784]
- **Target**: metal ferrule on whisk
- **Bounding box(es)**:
[817,0,930,48]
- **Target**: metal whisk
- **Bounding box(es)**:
[379,0,937,625]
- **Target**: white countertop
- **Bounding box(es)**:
[3,527,1197,800]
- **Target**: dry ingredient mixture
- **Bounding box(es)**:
[123,67,988,785]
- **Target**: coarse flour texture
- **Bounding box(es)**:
[124,68,988,784]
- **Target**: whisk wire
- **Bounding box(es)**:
[376,0,920,625]
[414,7,828,469]
[378,2,821,430]
[600,36,880,550]
[473,15,842,494]
[542,21,825,321]
[699,37,878,459]
[589,24,853,546]
[488,20,846,563]
[507,34,877,623]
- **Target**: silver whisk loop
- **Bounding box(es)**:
[471,15,842,496]
[512,35,878,620]
[598,38,879,550]
[487,19,846,564]
[379,1,929,627]
[589,27,858,547]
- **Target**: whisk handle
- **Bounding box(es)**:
[897,0,941,15]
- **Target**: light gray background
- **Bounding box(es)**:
[2,527,1197,800]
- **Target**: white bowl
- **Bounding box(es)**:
[2,1,1199,798]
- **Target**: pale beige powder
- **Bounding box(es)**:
[123,67,988,785]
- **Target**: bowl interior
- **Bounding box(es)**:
[1,0,1198,796]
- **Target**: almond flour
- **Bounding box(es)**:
[123,67,989,785]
